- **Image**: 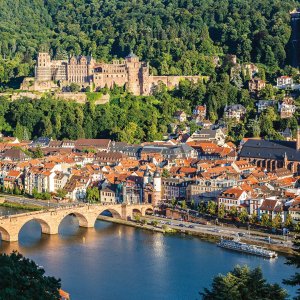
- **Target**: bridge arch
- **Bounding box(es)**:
[0,226,10,242]
[98,208,122,219]
[132,208,142,216]
[143,207,154,215]
[18,218,53,239]
[58,212,90,228]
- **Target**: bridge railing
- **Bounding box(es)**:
[0,202,153,220]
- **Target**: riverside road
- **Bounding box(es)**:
[0,194,294,250]
[146,215,294,249]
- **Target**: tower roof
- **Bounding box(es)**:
[153,170,161,178]
[126,52,138,59]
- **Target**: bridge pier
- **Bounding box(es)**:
[41,223,59,235]
[78,219,95,228]
[4,233,18,242]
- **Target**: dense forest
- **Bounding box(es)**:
[0,79,298,143]
[0,0,299,143]
[0,0,298,84]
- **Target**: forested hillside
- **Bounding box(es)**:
[0,0,297,83]
[0,80,298,143]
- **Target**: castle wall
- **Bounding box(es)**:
[32,52,206,96]
[93,73,127,90]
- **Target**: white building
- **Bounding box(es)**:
[277,76,293,89]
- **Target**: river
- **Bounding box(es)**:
[0,208,297,300]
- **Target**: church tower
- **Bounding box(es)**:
[143,167,150,186]
[297,127,300,151]
[152,170,161,206]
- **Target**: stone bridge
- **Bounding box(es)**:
[0,203,154,242]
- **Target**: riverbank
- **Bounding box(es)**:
[98,216,294,255]
[0,201,41,211]
[97,216,166,233]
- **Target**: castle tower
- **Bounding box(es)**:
[125,52,142,95]
[35,52,52,81]
[141,62,150,95]
[284,152,288,168]
[297,127,300,151]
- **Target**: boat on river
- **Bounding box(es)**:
[217,238,277,258]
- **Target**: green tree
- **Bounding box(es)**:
[13,186,21,195]
[259,84,276,99]
[0,251,61,300]
[229,206,238,219]
[134,214,141,223]
[190,199,195,210]
[261,213,271,227]
[239,209,249,223]
[69,83,80,92]
[189,121,200,135]
[41,192,51,200]
[181,200,187,210]
[56,189,67,199]
[283,228,300,298]
[86,187,100,203]
[285,213,293,229]
[218,204,226,219]
[272,214,282,229]
[32,188,40,199]
[207,201,217,216]
[250,212,258,224]
[32,146,44,158]
[171,197,177,208]
[198,202,206,214]
[151,220,158,227]
[14,123,30,141]
[201,265,287,300]
[162,169,170,178]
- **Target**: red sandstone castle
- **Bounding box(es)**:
[33,52,202,95]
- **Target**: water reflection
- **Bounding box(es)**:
[0,213,297,300]
[1,217,130,254]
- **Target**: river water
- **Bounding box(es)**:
[0,208,297,300]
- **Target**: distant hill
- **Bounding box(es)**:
[0,0,297,83]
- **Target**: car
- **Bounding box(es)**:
[198,221,207,225]
[179,224,184,227]
[238,232,246,237]
[188,225,195,229]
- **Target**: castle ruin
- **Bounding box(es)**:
[23,52,204,96]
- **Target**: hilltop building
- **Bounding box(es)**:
[23,52,204,96]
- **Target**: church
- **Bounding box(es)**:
[239,130,300,174]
